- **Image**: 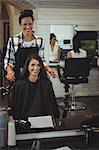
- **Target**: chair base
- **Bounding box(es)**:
[58,100,87,118]
[68,101,87,111]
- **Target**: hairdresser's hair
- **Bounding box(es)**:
[19,9,34,25]
[50,33,56,40]
[50,33,56,44]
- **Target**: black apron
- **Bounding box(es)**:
[15,42,39,79]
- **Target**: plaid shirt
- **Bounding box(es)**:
[4,32,46,69]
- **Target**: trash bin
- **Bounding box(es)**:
[0,108,8,147]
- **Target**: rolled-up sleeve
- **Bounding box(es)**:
[4,37,15,69]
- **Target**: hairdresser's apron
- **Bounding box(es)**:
[15,42,39,79]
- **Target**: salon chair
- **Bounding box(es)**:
[57,57,91,118]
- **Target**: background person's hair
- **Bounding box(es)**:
[20,53,48,80]
[19,9,34,25]
[50,33,56,44]
[73,34,81,53]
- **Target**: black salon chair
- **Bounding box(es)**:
[57,57,91,118]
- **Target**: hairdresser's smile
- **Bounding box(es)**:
[21,17,33,37]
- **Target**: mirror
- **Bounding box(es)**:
[50,25,75,60]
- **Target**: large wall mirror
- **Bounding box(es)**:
[50,25,75,61]
[77,31,97,57]
[49,25,98,62]
[50,25,75,48]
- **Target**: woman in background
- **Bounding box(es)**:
[65,34,87,99]
[9,54,59,120]
[49,33,60,63]
[67,34,87,58]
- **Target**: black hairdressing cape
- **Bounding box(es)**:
[10,78,59,120]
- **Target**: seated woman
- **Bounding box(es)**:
[9,53,59,121]
[49,33,60,63]
[65,34,87,99]
[67,34,87,58]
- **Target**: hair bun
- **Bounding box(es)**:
[20,9,33,16]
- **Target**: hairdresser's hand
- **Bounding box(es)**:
[6,65,15,81]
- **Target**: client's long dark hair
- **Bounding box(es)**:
[73,34,81,53]
[20,53,48,80]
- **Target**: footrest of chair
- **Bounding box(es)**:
[69,101,87,111]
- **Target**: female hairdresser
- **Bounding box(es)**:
[9,54,59,120]
[4,9,56,81]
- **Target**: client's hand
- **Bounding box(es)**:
[45,65,57,78]
[50,69,57,78]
